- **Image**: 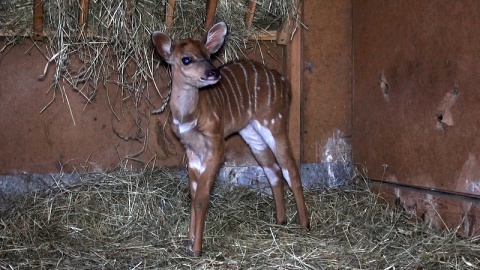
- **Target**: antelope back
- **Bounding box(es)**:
[201,61,291,135]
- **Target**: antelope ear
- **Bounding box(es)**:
[152,31,173,63]
[205,22,227,54]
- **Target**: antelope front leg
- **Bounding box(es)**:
[186,149,223,256]
[187,167,198,248]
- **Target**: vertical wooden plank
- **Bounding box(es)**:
[126,0,136,28]
[276,15,292,45]
[205,0,218,30]
[302,0,352,164]
[245,1,257,29]
[78,0,89,35]
[286,1,303,164]
[166,0,176,30]
[33,0,43,40]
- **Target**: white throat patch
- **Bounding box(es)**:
[173,118,198,133]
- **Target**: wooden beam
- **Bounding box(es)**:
[286,1,303,164]
[78,0,89,35]
[32,0,43,40]
[276,14,293,45]
[245,1,257,29]
[248,30,277,41]
[205,0,218,30]
[166,0,176,30]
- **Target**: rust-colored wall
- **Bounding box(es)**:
[302,0,352,163]
[0,40,183,174]
[353,0,480,235]
[0,40,284,174]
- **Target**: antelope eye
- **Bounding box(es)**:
[182,57,192,65]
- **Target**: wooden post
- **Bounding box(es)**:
[276,14,293,45]
[33,0,43,41]
[205,0,218,30]
[166,0,176,30]
[78,0,89,35]
[245,1,257,29]
[286,1,303,164]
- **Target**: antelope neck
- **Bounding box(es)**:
[170,77,199,124]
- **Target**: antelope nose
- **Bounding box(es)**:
[207,69,219,79]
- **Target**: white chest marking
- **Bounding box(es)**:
[173,118,198,133]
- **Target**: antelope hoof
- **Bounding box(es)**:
[193,250,202,257]
[185,237,202,257]
[186,243,202,257]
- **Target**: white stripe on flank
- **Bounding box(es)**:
[261,65,271,106]
[269,70,277,104]
[205,92,213,106]
[210,90,223,121]
[223,67,242,118]
[212,86,222,107]
[252,62,259,112]
[218,84,235,124]
[215,83,225,104]
[238,62,251,110]
[279,77,284,99]
[212,109,219,120]
[219,76,235,125]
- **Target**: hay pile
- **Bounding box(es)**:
[1,168,479,269]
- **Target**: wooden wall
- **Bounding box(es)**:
[302,0,352,164]
[353,0,480,236]
[0,1,354,179]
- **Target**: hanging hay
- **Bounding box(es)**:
[0,0,299,159]
[1,168,479,269]
[0,0,299,114]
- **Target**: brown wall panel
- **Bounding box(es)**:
[303,0,352,163]
[0,41,184,174]
[352,0,480,237]
[353,1,480,196]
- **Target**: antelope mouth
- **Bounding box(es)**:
[200,76,221,84]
